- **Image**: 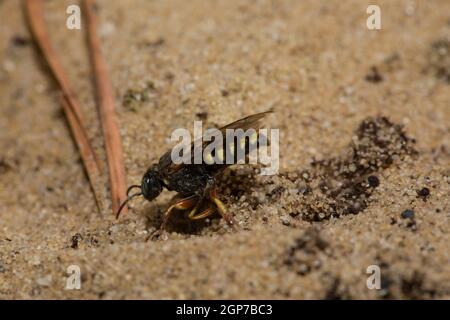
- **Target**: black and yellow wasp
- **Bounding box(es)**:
[117,111,271,230]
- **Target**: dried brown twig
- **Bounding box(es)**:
[84,0,128,216]
[25,0,104,213]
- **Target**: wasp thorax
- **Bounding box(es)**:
[141,166,163,201]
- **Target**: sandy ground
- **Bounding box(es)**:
[0,0,449,299]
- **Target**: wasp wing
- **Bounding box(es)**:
[158,110,272,176]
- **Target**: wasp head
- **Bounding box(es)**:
[141,165,163,201]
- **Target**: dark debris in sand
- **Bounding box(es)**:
[219,116,417,223]
[428,39,450,83]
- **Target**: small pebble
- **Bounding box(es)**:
[29,256,41,266]
[367,175,380,188]
[196,111,208,120]
[71,233,83,249]
[11,35,29,47]
[109,225,120,233]
[365,66,383,83]
[401,209,415,219]
[417,187,430,200]
[36,275,52,287]
[280,215,290,226]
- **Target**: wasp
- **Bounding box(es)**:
[116,111,272,231]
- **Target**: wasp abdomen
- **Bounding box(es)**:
[204,129,267,165]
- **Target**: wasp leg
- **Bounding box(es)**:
[147,195,198,241]
[209,190,236,226]
[160,195,198,229]
[188,204,216,220]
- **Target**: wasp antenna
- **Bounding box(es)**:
[126,185,142,197]
[116,192,142,219]
[127,184,141,197]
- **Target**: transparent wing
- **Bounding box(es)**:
[158,110,272,176]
